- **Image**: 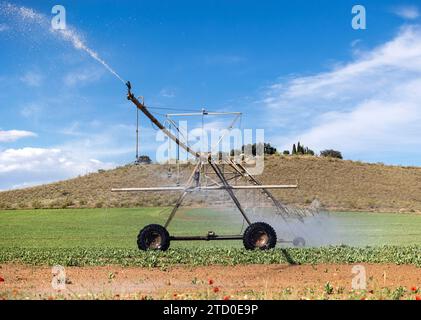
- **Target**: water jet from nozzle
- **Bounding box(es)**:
[0,2,126,85]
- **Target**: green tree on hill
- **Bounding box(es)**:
[231,143,277,156]
[291,142,314,156]
[135,155,152,164]
[320,149,343,159]
[263,143,277,155]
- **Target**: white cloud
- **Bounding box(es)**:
[64,68,104,87]
[393,6,420,20]
[160,88,176,98]
[59,122,83,136]
[57,123,146,159]
[350,39,362,48]
[0,130,37,142]
[0,147,114,190]
[20,71,43,87]
[0,121,158,190]
[20,104,42,119]
[263,25,421,164]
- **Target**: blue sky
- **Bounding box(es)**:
[1,0,421,189]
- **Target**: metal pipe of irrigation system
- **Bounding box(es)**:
[112,185,298,192]
[166,112,242,117]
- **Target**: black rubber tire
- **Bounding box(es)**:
[137,224,170,251]
[293,237,306,247]
[243,222,277,250]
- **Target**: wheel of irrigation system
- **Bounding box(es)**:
[243,222,277,250]
[137,224,170,251]
[293,237,306,247]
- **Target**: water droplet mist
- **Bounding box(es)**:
[0,1,125,84]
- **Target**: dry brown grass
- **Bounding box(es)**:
[1,156,420,213]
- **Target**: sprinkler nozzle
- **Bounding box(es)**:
[126,81,133,100]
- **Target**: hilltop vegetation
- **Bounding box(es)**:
[1,156,421,213]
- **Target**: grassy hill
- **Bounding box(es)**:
[1,156,421,213]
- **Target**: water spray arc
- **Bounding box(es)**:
[0,2,125,85]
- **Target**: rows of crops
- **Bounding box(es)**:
[1,246,420,268]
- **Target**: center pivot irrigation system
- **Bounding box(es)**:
[112,82,316,251]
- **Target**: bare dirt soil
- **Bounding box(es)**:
[1,263,420,300]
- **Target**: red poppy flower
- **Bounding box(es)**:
[0,277,4,283]
[223,296,230,300]
[213,287,220,293]
[410,286,417,292]
[416,295,421,301]
[208,279,214,285]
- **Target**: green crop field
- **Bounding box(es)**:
[0,207,243,249]
[1,208,421,249]
[0,208,420,267]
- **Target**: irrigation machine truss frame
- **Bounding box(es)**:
[112,82,309,251]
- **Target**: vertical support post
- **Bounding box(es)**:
[135,96,144,162]
[136,107,139,161]
[176,126,180,186]
[167,118,172,177]
[201,108,205,155]
[186,130,189,163]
